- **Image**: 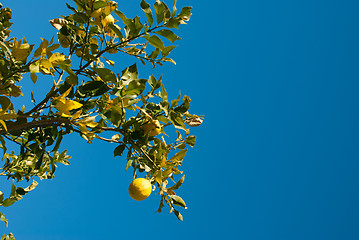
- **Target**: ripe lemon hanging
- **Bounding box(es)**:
[128,178,152,201]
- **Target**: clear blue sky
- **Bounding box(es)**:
[1,0,359,239]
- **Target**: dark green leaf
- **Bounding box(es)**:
[140,0,153,26]
[95,68,117,83]
[184,135,196,147]
[114,144,126,157]
[107,23,123,39]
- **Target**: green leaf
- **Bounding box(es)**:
[125,79,147,96]
[178,6,192,21]
[107,23,123,39]
[184,135,196,147]
[78,81,110,97]
[143,34,165,50]
[154,29,181,43]
[148,48,160,59]
[162,2,171,22]
[167,175,185,191]
[95,68,117,83]
[93,0,107,10]
[154,1,165,24]
[0,96,12,110]
[121,64,138,81]
[161,45,176,57]
[140,0,153,26]
[170,149,188,163]
[166,17,181,29]
[2,199,16,207]
[114,144,126,157]
[115,10,136,37]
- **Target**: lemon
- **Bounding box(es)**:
[128,178,152,201]
[142,120,161,137]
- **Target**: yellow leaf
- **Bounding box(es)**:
[40,59,53,74]
[49,52,66,66]
[0,120,7,131]
[72,109,82,119]
[12,43,31,61]
[54,100,83,117]
[0,113,18,120]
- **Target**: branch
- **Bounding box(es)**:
[0,118,71,135]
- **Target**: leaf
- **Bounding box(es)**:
[107,23,123,39]
[114,10,136,37]
[12,42,32,61]
[54,99,83,118]
[140,0,153,26]
[95,68,117,83]
[154,1,165,24]
[154,29,181,43]
[2,199,16,207]
[173,209,183,221]
[0,120,7,131]
[170,195,187,209]
[49,52,66,66]
[178,7,192,21]
[49,18,69,30]
[170,149,188,163]
[77,81,110,98]
[126,158,134,170]
[125,79,147,97]
[121,64,138,82]
[143,34,165,50]
[30,73,37,83]
[185,117,203,127]
[184,135,196,147]
[161,45,176,57]
[0,212,8,227]
[114,144,126,157]
[24,179,38,192]
[148,48,160,59]
[167,175,185,191]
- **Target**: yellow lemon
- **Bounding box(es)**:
[128,178,152,201]
[142,120,161,137]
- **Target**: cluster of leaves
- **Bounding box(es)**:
[0,0,202,237]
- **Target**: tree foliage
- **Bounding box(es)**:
[0,0,202,237]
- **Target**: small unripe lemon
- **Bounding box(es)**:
[142,120,161,137]
[128,178,152,201]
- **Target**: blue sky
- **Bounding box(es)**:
[1,0,359,239]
